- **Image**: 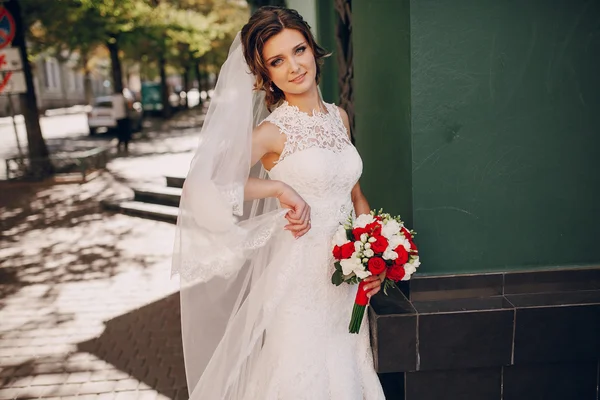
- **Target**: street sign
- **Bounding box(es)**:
[0,47,21,71]
[0,70,25,94]
[0,7,16,50]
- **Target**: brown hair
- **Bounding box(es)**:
[241,6,330,109]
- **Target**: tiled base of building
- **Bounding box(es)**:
[371,266,600,400]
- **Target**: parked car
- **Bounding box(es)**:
[87,90,143,135]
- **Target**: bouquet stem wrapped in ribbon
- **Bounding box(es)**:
[331,210,420,334]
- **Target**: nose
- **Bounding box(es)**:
[289,57,301,73]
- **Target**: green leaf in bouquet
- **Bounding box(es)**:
[383,278,398,296]
[332,270,344,286]
[334,261,342,272]
[346,230,354,242]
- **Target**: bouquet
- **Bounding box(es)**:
[331,209,420,333]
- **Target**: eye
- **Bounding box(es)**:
[270,58,283,67]
[296,46,306,54]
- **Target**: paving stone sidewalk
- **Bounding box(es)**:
[0,109,205,400]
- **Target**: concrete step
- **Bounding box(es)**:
[103,200,178,224]
[133,186,182,207]
[165,176,185,189]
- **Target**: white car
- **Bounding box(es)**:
[87,92,143,135]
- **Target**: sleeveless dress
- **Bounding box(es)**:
[243,101,386,400]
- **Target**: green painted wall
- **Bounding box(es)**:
[315,0,339,104]
[355,0,600,274]
[353,0,413,224]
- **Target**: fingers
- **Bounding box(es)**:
[284,203,311,238]
[367,286,381,299]
[362,276,382,299]
[286,204,310,224]
[286,218,311,238]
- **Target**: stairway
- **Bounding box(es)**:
[102,176,185,224]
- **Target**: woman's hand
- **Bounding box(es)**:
[277,183,311,239]
[362,272,386,299]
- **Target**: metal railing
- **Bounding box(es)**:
[5,147,110,181]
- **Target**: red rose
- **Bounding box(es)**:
[401,227,417,250]
[340,242,355,259]
[387,264,406,281]
[368,257,386,275]
[371,236,389,254]
[365,221,382,236]
[394,245,409,265]
[352,227,367,241]
[332,245,342,260]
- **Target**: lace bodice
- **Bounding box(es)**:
[261,101,362,230]
[263,101,353,165]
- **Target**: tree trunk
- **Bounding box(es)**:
[107,36,130,150]
[194,60,204,106]
[5,0,52,176]
[334,0,355,142]
[182,65,190,108]
[107,37,124,93]
[159,52,171,118]
[82,53,93,104]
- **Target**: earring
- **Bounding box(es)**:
[269,83,274,92]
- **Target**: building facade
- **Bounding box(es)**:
[305,0,600,399]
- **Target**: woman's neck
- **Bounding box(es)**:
[284,85,325,115]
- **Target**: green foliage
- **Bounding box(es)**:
[22,0,249,79]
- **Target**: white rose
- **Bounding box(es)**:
[388,234,404,249]
[381,219,401,239]
[368,236,377,243]
[410,258,421,269]
[383,249,398,260]
[354,267,372,279]
[354,241,363,252]
[333,226,349,247]
[360,233,368,243]
[340,257,361,276]
[353,214,375,229]
[364,243,371,249]
[364,249,374,258]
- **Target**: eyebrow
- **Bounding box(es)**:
[265,41,307,63]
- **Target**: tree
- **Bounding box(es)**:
[334,0,354,141]
[4,0,52,176]
[246,0,286,13]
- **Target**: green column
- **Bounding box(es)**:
[316,0,339,104]
[353,0,413,224]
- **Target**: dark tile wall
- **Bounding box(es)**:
[371,266,600,400]
[371,314,417,373]
[503,362,599,400]
[418,310,514,370]
[405,368,501,400]
[512,305,600,364]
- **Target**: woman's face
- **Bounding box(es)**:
[262,28,317,96]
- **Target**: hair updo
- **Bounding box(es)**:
[240,6,330,109]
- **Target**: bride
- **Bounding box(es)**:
[172,6,386,400]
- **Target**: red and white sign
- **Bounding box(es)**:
[0,48,21,71]
[0,70,25,94]
[0,7,16,50]
[0,47,25,94]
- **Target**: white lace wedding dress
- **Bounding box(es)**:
[243,101,386,400]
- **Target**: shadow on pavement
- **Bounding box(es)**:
[78,292,188,399]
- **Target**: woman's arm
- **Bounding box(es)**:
[351,182,370,217]
[245,121,311,238]
[338,106,383,297]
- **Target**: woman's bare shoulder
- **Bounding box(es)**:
[335,106,351,138]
